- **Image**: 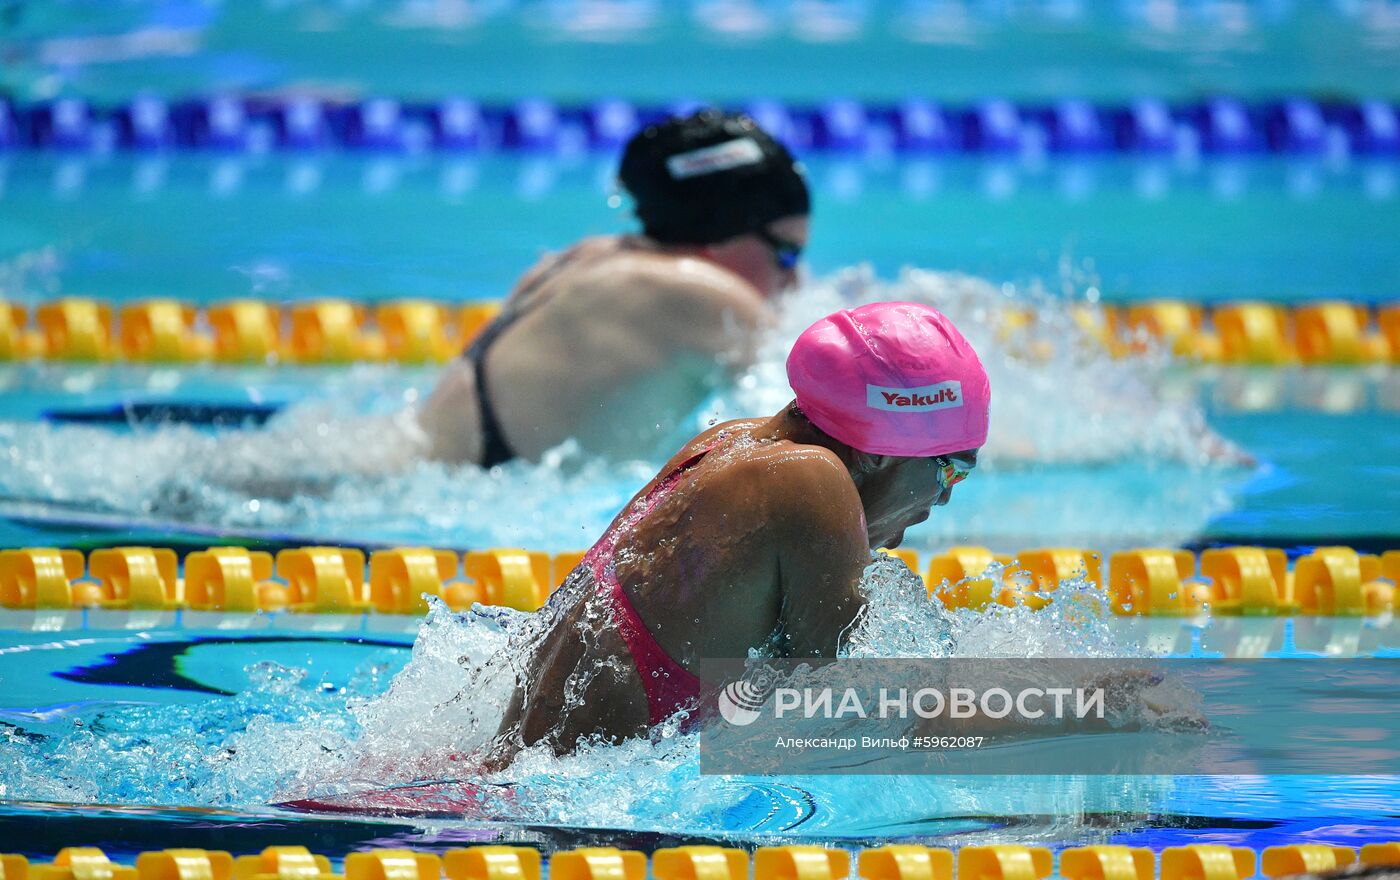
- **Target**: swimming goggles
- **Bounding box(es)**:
[754,227,803,271]
[934,456,972,490]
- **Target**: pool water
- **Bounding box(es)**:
[1,153,1397,554]
[2,359,1395,551]
[3,153,1399,303]
[1,152,1397,856]
[1,572,1396,855]
[7,1,1400,104]
[3,3,1399,857]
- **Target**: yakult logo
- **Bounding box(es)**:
[867,381,963,412]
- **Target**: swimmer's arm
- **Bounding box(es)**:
[771,455,870,658]
[418,360,483,463]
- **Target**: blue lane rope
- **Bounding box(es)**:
[2,96,1397,156]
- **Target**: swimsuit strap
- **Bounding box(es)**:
[585,443,718,726]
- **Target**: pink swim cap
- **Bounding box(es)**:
[786,301,990,458]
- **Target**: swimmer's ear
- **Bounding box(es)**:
[850,451,895,476]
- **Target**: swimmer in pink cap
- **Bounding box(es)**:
[489,301,989,762]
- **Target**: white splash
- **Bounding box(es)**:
[0,554,1184,830]
[0,267,1248,551]
[277,555,1179,832]
[704,266,1242,469]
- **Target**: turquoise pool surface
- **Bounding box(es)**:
[1,152,1397,551]
[3,154,1400,304]
[3,3,1399,855]
[6,1,1400,103]
[0,363,1396,551]
[0,608,1395,855]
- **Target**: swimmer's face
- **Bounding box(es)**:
[701,214,809,298]
[861,449,978,549]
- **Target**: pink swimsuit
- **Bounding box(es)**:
[580,447,713,726]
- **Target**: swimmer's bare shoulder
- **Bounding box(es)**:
[709,433,870,657]
[507,236,620,302]
[567,248,769,356]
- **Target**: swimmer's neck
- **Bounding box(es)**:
[618,234,727,273]
[621,233,684,255]
[754,403,868,476]
[638,236,710,263]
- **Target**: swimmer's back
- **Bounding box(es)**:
[423,236,768,463]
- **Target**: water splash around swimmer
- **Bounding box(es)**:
[0,268,1249,552]
[0,554,1183,834]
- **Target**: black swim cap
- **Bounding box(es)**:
[618,109,810,246]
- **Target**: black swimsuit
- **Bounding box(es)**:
[464,242,615,467]
[463,318,518,468]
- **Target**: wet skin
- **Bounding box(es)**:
[418,217,808,465]
[489,404,978,761]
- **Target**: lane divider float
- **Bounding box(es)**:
[1,297,1397,366]
[2,843,1397,880]
[0,298,501,365]
[0,545,569,615]
[0,544,1393,618]
[5,96,1400,157]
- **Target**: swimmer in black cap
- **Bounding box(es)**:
[419,109,810,465]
